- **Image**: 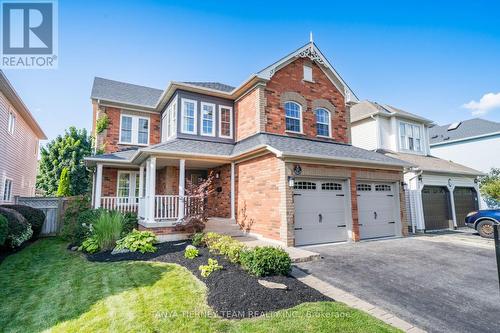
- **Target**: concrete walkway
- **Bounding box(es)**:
[205,218,320,262]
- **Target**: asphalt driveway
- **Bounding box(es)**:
[297,233,500,333]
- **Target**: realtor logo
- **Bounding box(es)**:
[1,0,58,68]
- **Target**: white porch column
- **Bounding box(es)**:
[139,164,145,198]
[230,162,235,220]
[178,159,186,221]
[449,186,458,228]
[148,157,156,221]
[95,164,103,208]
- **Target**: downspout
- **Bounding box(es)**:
[407,168,424,233]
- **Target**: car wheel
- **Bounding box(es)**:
[476,220,496,239]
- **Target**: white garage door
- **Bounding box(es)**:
[357,182,397,239]
[294,179,349,246]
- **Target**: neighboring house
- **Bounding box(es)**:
[85,41,412,247]
[0,70,47,204]
[350,101,483,232]
[429,118,500,173]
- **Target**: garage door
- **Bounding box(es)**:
[357,182,397,239]
[422,186,451,230]
[454,187,478,227]
[294,180,348,246]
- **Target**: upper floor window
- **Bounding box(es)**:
[303,65,313,82]
[399,122,422,152]
[201,102,215,136]
[181,98,197,134]
[219,106,233,139]
[7,111,15,135]
[119,114,149,145]
[162,101,177,141]
[2,178,13,202]
[315,108,331,137]
[285,101,302,133]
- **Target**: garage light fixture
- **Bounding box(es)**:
[288,176,295,187]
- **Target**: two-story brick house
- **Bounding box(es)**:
[350,101,483,233]
[85,42,412,246]
[0,70,47,203]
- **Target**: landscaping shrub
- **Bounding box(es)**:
[92,211,124,251]
[204,232,247,264]
[199,258,222,278]
[61,196,91,244]
[115,229,157,253]
[191,232,204,246]
[0,214,8,246]
[122,212,138,235]
[81,237,99,254]
[184,246,199,259]
[0,207,33,248]
[240,246,292,277]
[1,205,45,239]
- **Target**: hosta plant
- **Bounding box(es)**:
[115,229,157,253]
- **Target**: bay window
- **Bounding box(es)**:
[201,102,215,136]
[181,98,197,134]
[219,106,233,138]
[399,122,422,152]
[162,101,177,141]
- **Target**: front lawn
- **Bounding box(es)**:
[0,239,400,333]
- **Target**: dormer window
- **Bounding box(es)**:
[303,65,313,82]
[399,122,422,152]
[201,102,215,136]
[315,108,331,137]
[181,98,197,134]
[285,101,302,133]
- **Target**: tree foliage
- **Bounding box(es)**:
[56,167,71,197]
[36,127,92,196]
[479,168,500,208]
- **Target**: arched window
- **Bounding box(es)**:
[284,101,302,133]
[315,108,331,137]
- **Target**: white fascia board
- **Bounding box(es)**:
[279,151,411,168]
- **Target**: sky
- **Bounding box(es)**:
[4,0,500,143]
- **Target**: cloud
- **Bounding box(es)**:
[463,92,500,116]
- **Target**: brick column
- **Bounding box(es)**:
[350,171,360,241]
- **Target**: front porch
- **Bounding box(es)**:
[92,157,236,227]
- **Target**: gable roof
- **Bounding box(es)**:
[383,151,483,176]
[86,133,411,169]
[0,70,46,139]
[91,77,163,109]
[350,100,433,124]
[91,41,358,109]
[429,118,500,145]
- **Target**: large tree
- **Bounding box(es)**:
[36,127,93,196]
[480,168,500,208]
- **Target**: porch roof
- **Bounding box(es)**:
[85,134,413,169]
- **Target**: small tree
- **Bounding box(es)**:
[480,168,500,208]
[57,168,71,197]
[183,172,216,232]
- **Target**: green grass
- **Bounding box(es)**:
[0,239,400,333]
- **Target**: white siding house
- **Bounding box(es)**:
[350,101,483,232]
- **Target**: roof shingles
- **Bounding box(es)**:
[429,118,500,145]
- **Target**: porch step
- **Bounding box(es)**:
[204,218,245,237]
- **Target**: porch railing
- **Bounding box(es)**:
[101,197,139,213]
[103,195,203,221]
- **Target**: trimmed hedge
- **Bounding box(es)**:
[1,205,45,239]
[0,214,8,246]
[240,246,292,277]
[0,207,33,248]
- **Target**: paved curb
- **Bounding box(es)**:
[291,267,426,333]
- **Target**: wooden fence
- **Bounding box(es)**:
[13,196,79,236]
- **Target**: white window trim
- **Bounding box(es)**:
[118,112,150,146]
[314,108,331,138]
[2,177,13,202]
[284,101,303,134]
[7,111,15,135]
[218,105,233,139]
[116,171,140,203]
[161,99,178,141]
[398,120,423,153]
[180,98,198,135]
[200,102,216,137]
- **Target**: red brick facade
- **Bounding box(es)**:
[265,57,349,143]
[207,165,231,218]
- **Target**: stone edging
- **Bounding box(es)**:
[291,267,426,333]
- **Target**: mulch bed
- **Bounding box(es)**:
[87,241,331,318]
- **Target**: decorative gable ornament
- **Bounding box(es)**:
[298,45,327,67]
